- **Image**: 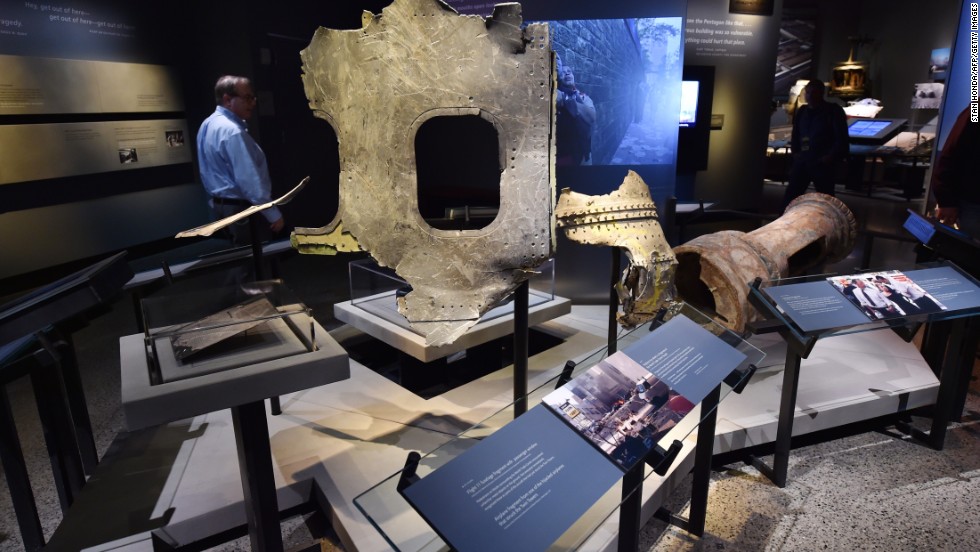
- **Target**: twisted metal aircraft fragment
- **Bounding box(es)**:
[291,0,555,346]
[555,171,677,327]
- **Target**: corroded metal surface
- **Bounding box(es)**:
[555,170,677,327]
[673,193,857,333]
[291,0,554,345]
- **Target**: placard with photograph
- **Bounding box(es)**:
[764,266,980,333]
[402,314,748,551]
[0,119,191,185]
[827,270,947,321]
[543,315,746,469]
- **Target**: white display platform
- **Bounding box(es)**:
[82,307,940,552]
[714,330,940,453]
[334,292,572,362]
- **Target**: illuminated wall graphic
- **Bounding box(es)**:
[0,1,198,280]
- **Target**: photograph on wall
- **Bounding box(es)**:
[729,0,774,16]
[911,82,944,110]
[118,148,138,164]
[165,130,185,147]
[826,270,947,322]
[929,47,950,81]
[773,7,815,97]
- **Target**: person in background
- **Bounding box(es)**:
[932,106,980,237]
[555,55,596,166]
[783,79,849,208]
[197,75,284,247]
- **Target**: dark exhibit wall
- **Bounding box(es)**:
[808,0,961,122]
[0,0,209,283]
[680,0,784,209]
[936,0,976,149]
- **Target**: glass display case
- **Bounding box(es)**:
[352,302,764,551]
[349,257,557,332]
[140,279,315,384]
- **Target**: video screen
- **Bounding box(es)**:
[847,118,907,142]
[679,80,699,127]
[848,120,892,138]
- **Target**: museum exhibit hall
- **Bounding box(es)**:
[2,0,979,551]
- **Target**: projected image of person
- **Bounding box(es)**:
[548,17,682,167]
[555,55,596,166]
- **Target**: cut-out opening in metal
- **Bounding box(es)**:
[415,114,501,231]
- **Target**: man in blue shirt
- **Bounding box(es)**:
[197,75,284,245]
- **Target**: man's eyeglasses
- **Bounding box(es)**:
[232,93,258,102]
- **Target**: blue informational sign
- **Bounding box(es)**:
[765,280,871,332]
[403,315,749,550]
[765,267,980,333]
[402,406,623,552]
[543,315,747,470]
[904,266,980,312]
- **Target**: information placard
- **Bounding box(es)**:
[764,266,980,333]
[543,315,746,469]
[0,55,183,115]
[0,119,190,185]
[402,314,748,551]
[402,407,622,552]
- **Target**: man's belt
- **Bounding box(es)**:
[211,196,252,207]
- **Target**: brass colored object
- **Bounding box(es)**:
[830,37,872,100]
[673,193,857,332]
[555,170,677,327]
[292,0,554,345]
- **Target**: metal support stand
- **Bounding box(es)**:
[687,385,720,533]
[745,279,818,488]
[899,315,980,449]
[52,332,99,476]
[617,463,644,552]
[513,281,529,417]
[609,248,621,354]
[747,347,802,488]
[1,363,45,552]
[653,368,753,538]
[231,400,283,552]
[247,214,284,417]
[32,334,87,511]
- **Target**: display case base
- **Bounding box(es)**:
[334,293,571,362]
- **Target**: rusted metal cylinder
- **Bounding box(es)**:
[673,193,857,332]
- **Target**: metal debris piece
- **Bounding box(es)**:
[555,170,677,327]
[176,177,308,239]
[292,0,554,345]
[170,296,278,360]
[673,192,857,333]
